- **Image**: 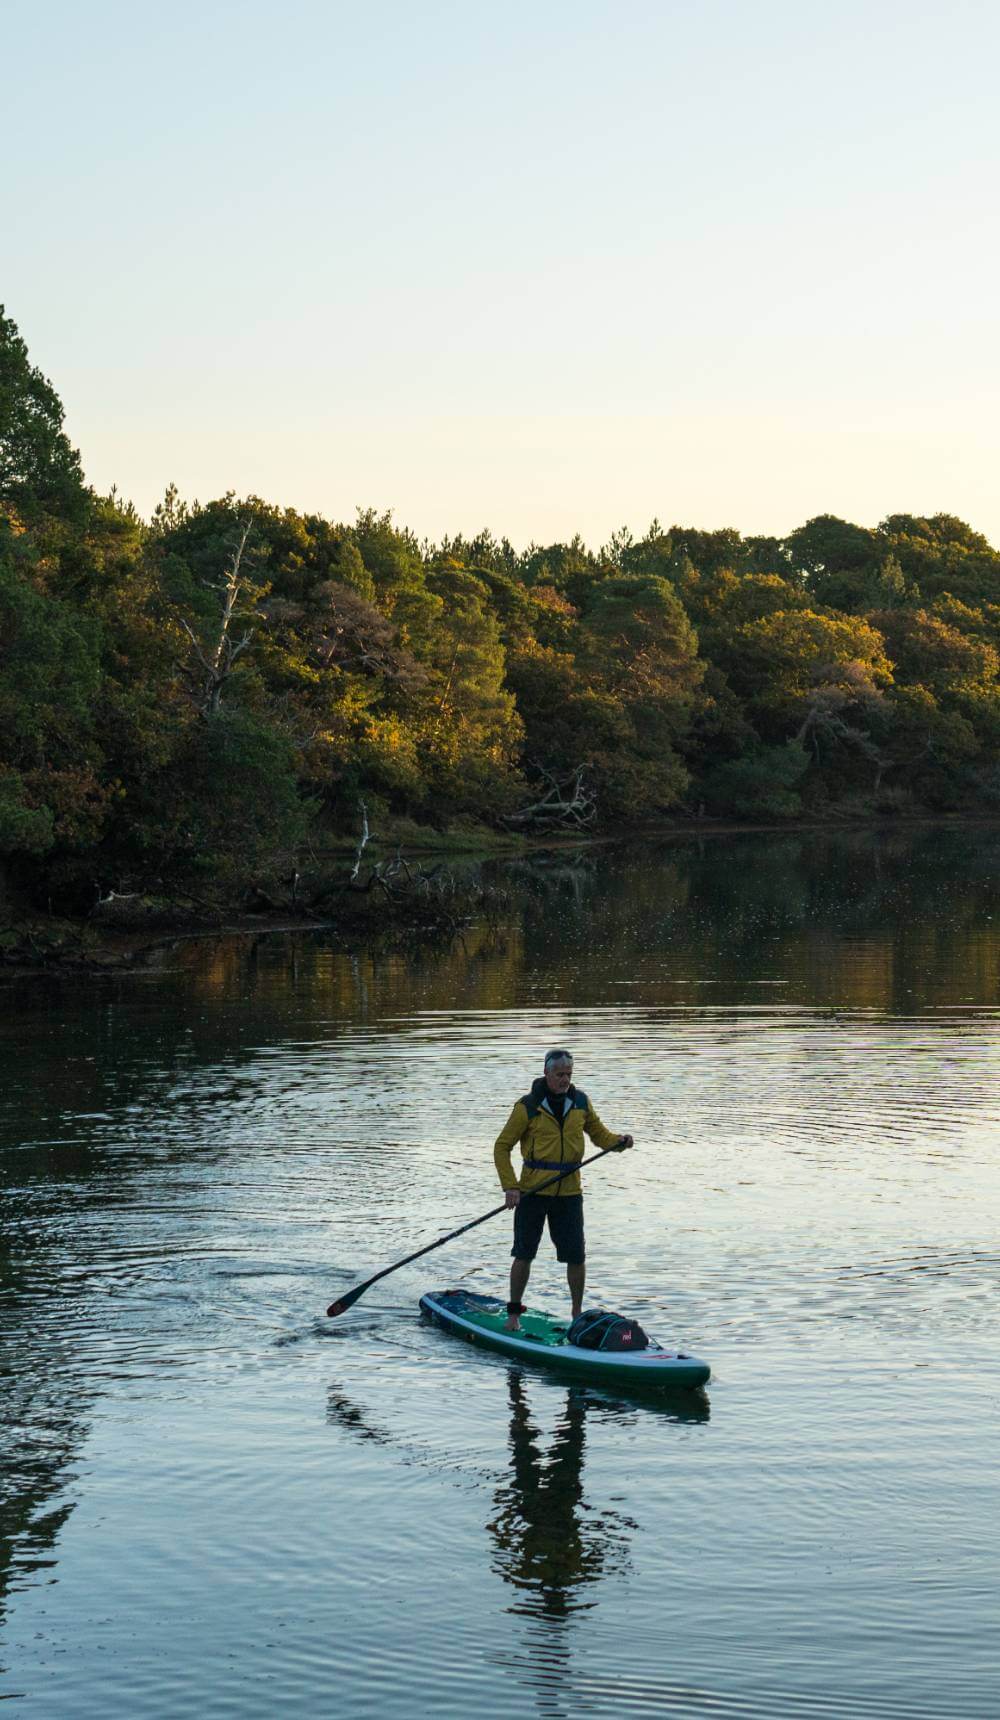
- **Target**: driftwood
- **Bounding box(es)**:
[306,804,465,926]
[346,851,450,902]
[503,765,596,830]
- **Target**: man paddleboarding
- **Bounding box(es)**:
[493,1049,633,1331]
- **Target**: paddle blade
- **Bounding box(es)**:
[326,1281,369,1318]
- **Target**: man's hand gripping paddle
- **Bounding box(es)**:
[326,1142,629,1317]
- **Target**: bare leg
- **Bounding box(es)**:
[567,1261,586,1320]
[507,1258,531,1330]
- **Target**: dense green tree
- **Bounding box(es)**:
[785,515,880,611]
[579,574,696,666]
[411,567,523,816]
[507,574,702,821]
[519,536,601,611]
[616,520,674,579]
[134,707,309,878]
[666,525,750,575]
[865,554,912,609]
[678,566,809,648]
[722,609,893,723]
[0,307,87,521]
[436,528,520,579]
[870,606,997,701]
[700,742,811,819]
[874,513,1000,607]
[351,508,425,610]
[742,535,792,577]
[0,523,106,858]
[932,594,1000,644]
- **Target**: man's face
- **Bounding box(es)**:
[545,1059,573,1095]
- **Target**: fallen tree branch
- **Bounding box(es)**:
[502,765,597,829]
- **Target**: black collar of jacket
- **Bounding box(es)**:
[523,1077,586,1118]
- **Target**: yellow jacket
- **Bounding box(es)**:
[494,1079,622,1197]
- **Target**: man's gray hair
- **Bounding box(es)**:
[544,1048,573,1070]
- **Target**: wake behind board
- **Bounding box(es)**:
[419,1289,710,1389]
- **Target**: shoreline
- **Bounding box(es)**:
[3,811,997,980]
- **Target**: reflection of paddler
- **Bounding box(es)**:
[488,1370,627,1617]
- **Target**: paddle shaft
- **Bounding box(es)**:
[326,1144,619,1316]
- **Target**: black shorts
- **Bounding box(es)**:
[511,1193,585,1266]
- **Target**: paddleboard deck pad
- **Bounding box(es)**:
[419,1289,710,1388]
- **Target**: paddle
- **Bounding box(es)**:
[326,1144,621,1317]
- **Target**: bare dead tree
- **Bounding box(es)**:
[349,800,370,882]
[180,519,255,716]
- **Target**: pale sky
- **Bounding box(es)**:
[5,0,999,548]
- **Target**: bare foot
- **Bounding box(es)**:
[504,1316,521,1332]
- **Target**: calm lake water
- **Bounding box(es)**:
[2,827,999,1718]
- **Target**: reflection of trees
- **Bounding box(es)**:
[172,912,529,1018]
[0,1246,92,1652]
[1,1149,102,1649]
[0,1389,86,1643]
[0,907,539,1653]
[495,826,1000,1011]
[505,850,599,914]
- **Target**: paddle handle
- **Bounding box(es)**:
[326,1144,619,1316]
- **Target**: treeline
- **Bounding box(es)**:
[2,307,998,911]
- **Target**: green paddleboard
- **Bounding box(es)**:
[420,1289,710,1388]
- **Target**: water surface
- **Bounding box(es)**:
[3,828,999,1716]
